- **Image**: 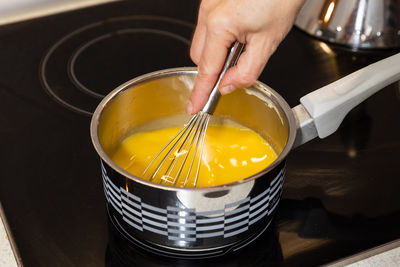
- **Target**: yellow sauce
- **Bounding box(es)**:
[111,124,277,187]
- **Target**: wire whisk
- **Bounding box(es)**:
[142,42,245,187]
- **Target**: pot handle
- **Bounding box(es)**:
[293,52,400,147]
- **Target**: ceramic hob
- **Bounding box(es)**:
[1,1,400,266]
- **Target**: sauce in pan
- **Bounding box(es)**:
[111,123,277,187]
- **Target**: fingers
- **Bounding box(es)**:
[219,36,276,94]
[190,6,206,65]
[188,17,237,114]
[190,0,220,65]
[190,25,206,65]
[188,35,231,114]
[189,35,276,114]
[187,0,300,114]
[186,71,214,114]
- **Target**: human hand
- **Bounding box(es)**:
[187,0,305,114]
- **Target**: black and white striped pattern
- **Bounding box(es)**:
[102,163,284,241]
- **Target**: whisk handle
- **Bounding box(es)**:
[201,41,245,114]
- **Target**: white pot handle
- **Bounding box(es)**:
[300,52,400,139]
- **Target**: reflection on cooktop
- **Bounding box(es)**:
[105,218,283,267]
[40,16,194,116]
[104,195,400,266]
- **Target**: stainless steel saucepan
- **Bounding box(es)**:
[295,0,400,49]
[90,52,400,258]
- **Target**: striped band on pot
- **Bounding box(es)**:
[101,162,284,242]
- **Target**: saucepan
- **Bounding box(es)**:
[90,52,400,258]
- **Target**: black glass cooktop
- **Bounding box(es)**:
[1,1,400,266]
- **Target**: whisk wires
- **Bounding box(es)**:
[142,41,244,187]
[142,112,210,187]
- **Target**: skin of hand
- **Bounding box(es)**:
[187,0,305,114]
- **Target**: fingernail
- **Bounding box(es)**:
[220,85,235,95]
[186,101,193,114]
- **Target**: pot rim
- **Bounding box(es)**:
[90,67,297,192]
